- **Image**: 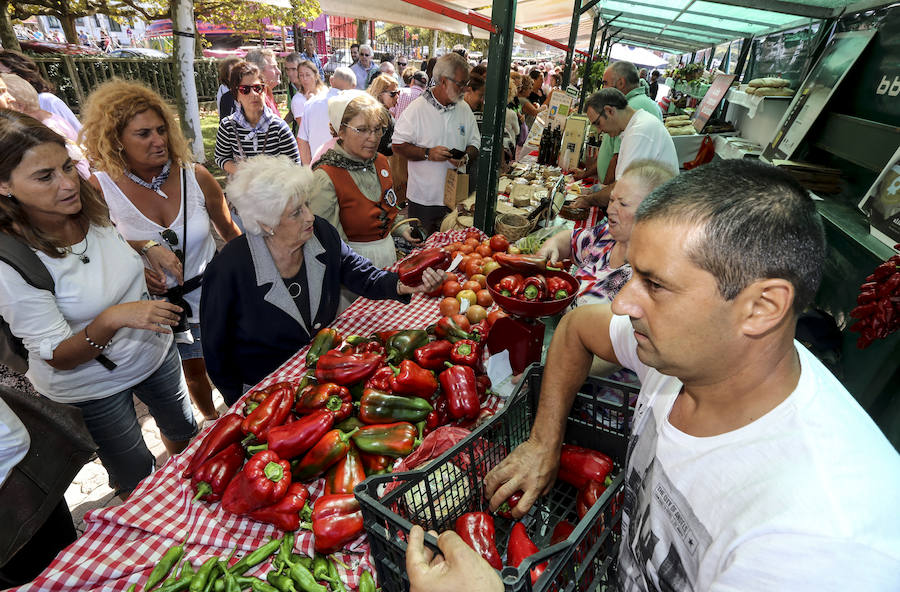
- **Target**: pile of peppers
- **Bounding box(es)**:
[494,267,573,303]
[180,318,497,556]
[849,244,900,349]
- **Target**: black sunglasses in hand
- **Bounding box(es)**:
[160,229,184,261]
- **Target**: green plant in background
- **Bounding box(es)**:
[576,58,607,90]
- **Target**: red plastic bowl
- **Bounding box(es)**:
[486,267,578,318]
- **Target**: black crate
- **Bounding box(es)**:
[355,364,636,592]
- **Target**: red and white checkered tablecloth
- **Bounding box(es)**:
[16,229,492,592]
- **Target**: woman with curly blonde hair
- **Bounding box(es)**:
[80,79,240,425]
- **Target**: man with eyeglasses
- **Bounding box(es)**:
[351,44,379,90]
[573,61,662,197]
[393,52,480,236]
[572,88,677,211]
[300,35,325,80]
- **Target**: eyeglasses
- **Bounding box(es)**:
[398,62,408,67]
[385,90,401,97]
[588,112,604,128]
[238,84,266,95]
[342,123,386,137]
[160,229,184,261]
[447,77,469,90]
[360,53,372,57]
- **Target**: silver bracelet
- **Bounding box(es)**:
[84,326,112,350]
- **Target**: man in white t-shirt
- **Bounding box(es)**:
[405,160,900,592]
[574,88,678,209]
[393,52,480,235]
[297,67,356,165]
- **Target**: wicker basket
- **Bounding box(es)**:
[494,212,535,241]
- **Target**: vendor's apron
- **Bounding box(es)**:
[338,235,397,314]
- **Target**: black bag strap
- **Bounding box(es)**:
[0,233,55,294]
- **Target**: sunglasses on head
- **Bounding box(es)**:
[160,229,184,261]
[238,84,266,95]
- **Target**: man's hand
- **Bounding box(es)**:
[571,194,597,209]
[484,438,560,519]
[428,146,453,162]
[407,525,504,592]
[572,169,588,181]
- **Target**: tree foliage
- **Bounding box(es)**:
[193,0,321,39]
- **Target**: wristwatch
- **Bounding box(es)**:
[423,147,430,161]
[140,240,160,255]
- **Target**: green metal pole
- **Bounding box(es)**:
[561,0,583,88]
[578,13,602,112]
[473,0,517,234]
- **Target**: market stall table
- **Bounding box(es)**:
[16,229,495,592]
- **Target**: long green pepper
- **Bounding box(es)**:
[189,557,219,592]
[326,560,347,592]
[266,572,298,592]
[288,562,327,592]
[311,556,331,584]
[358,570,376,592]
[146,541,186,591]
[229,539,281,576]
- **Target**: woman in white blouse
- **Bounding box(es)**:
[0,110,197,499]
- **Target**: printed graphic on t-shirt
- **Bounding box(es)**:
[619,408,712,592]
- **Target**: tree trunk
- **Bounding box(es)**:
[356,20,367,44]
[172,0,205,162]
[0,0,22,51]
[59,13,78,44]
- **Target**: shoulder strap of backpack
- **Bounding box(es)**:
[0,233,55,294]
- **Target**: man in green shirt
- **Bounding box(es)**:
[573,61,663,207]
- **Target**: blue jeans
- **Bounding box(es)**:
[72,343,198,495]
[175,322,204,360]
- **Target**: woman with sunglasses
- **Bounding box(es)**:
[200,155,445,405]
[309,92,420,296]
[367,74,400,157]
[214,61,300,177]
[0,110,197,500]
[80,80,240,426]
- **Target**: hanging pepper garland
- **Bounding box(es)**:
[849,244,900,349]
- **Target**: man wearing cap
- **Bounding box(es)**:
[298,66,357,164]
[351,44,379,90]
[393,70,428,119]
[393,52,480,236]
[573,61,663,198]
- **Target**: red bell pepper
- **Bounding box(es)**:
[494,253,548,274]
[550,520,576,545]
[292,427,358,481]
[496,273,525,297]
[558,444,614,489]
[241,383,296,441]
[397,248,451,285]
[315,351,384,386]
[309,494,365,554]
[522,275,548,301]
[413,340,453,371]
[547,276,572,300]
[306,328,342,368]
[433,316,473,343]
[439,363,480,420]
[190,442,245,503]
[389,359,438,398]
[576,477,611,519]
[294,383,353,422]
[358,389,433,424]
[365,365,395,391]
[266,409,335,460]
[454,512,502,570]
[470,320,491,342]
[359,452,394,475]
[182,413,244,479]
[507,522,547,585]
[351,422,420,457]
[450,340,480,367]
[495,490,522,519]
[475,375,491,402]
[324,444,367,495]
[246,482,311,531]
[221,450,291,515]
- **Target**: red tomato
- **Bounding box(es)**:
[425,282,443,298]
[464,237,480,248]
[462,280,482,294]
[442,280,462,298]
[487,309,508,326]
[444,242,464,252]
[465,229,482,241]
[489,234,510,252]
[459,244,475,255]
[475,244,492,258]
[439,297,461,316]
[464,259,484,278]
[451,314,471,331]
[476,290,493,308]
[470,273,487,289]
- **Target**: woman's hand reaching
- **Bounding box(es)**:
[398,267,446,296]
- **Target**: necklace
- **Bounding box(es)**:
[287,282,302,298]
[62,232,90,264]
[124,160,172,198]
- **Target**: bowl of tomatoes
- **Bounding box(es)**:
[486,267,578,318]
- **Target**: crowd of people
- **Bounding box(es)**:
[1,41,897,591]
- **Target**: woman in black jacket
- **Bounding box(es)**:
[200,155,444,405]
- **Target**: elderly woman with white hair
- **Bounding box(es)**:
[200,155,445,405]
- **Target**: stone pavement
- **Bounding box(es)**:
[64,388,230,535]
